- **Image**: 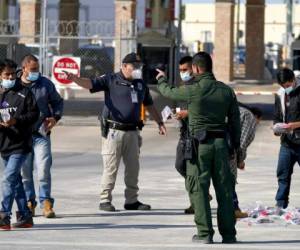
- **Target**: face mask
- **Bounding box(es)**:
[285,86,293,95]
[180,71,192,82]
[132,68,142,79]
[26,72,40,82]
[1,79,16,89]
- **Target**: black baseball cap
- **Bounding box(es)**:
[122,52,142,64]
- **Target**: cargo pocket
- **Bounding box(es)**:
[185,175,199,193]
[101,130,118,155]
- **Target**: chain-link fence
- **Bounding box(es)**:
[0,19,137,79]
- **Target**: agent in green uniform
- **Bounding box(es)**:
[156,52,241,244]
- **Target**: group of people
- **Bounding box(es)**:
[0,55,63,230]
[0,51,299,245]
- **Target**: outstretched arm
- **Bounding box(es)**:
[156,69,190,102]
[65,72,93,89]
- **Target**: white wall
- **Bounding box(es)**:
[182,3,300,47]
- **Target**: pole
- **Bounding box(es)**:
[175,0,182,86]
[40,0,48,75]
[286,0,293,62]
[236,0,240,49]
[178,0,182,48]
[287,0,293,38]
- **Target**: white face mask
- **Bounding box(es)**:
[1,79,16,89]
[285,86,294,95]
[26,71,40,82]
[132,68,142,79]
[180,71,192,82]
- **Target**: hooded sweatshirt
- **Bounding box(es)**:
[0,80,39,157]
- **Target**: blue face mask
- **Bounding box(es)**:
[1,79,16,89]
[285,86,294,95]
[180,71,192,82]
[26,72,40,82]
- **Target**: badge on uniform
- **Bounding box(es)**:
[131,90,138,103]
[130,85,138,103]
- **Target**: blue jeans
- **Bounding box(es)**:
[1,154,30,218]
[21,135,54,207]
[275,144,300,208]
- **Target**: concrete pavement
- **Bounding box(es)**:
[0,121,300,249]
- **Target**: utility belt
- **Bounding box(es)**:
[100,117,144,138]
[184,129,226,161]
[108,120,139,131]
[193,129,226,143]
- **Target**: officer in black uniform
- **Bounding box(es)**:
[65,53,166,212]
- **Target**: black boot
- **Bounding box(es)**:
[222,237,237,244]
[124,201,151,210]
[184,206,195,214]
[12,212,33,228]
[0,212,11,230]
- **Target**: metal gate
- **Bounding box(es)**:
[0,18,137,78]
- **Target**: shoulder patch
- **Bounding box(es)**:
[137,82,143,91]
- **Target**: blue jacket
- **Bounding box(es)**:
[25,75,64,133]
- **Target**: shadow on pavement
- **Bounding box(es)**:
[50,208,218,220]
[236,240,300,244]
[56,208,217,218]
[27,223,194,231]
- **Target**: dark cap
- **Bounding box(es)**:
[122,52,142,64]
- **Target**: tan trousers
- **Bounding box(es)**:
[100,128,142,204]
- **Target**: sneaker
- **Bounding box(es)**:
[222,237,237,244]
[27,201,37,217]
[192,235,213,244]
[124,201,151,210]
[12,213,33,228]
[43,200,56,218]
[235,209,248,219]
[184,206,194,214]
[99,202,116,212]
[0,212,11,230]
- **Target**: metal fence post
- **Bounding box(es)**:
[40,0,47,76]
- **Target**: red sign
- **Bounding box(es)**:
[169,0,175,21]
[145,8,152,28]
[52,57,80,85]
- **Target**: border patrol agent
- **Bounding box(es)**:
[156,52,241,244]
[65,53,166,212]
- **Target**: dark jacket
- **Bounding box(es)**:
[90,72,153,124]
[23,75,64,133]
[0,80,39,157]
[274,84,300,146]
